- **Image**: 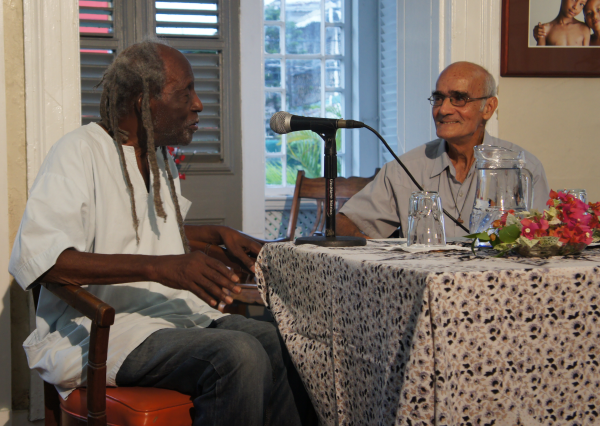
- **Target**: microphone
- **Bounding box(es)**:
[270,111,365,135]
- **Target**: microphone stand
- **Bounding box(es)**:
[295,129,367,247]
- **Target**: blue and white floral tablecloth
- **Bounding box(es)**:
[256,240,600,426]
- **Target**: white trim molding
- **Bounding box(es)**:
[240,0,266,239]
[439,0,501,137]
[22,0,81,419]
[23,0,81,190]
[0,0,11,422]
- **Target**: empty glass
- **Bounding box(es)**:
[407,191,446,247]
[558,189,587,203]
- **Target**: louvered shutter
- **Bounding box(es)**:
[78,1,230,167]
[157,0,230,167]
[79,0,114,36]
[79,0,119,126]
[181,50,222,158]
[156,0,219,37]
[80,49,114,125]
[379,0,398,163]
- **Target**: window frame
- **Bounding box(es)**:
[264,0,353,197]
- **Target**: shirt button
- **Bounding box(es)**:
[458,191,464,197]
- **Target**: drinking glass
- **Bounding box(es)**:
[558,189,587,203]
[406,191,446,247]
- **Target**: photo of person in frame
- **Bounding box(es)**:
[530,0,590,46]
[584,0,600,45]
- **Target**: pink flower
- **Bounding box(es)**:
[562,204,591,228]
[520,218,540,240]
[547,190,560,206]
[499,210,515,227]
[569,225,593,245]
[589,202,600,217]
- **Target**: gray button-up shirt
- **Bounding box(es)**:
[340,131,550,238]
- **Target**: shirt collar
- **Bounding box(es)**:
[429,130,493,179]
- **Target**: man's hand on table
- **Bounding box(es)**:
[185,225,263,274]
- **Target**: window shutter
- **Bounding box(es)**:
[80,49,114,125]
[379,0,398,163]
[79,0,115,36]
[180,50,222,159]
[79,0,119,126]
[157,0,229,166]
[156,1,219,37]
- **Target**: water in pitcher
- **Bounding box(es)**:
[469,147,533,234]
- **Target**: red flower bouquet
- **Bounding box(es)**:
[466,190,600,257]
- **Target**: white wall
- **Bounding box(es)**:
[0,0,11,422]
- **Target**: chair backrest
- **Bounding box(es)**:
[285,169,377,240]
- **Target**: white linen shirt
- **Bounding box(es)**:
[9,123,226,397]
[340,131,550,239]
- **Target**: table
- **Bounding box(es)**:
[255,240,600,425]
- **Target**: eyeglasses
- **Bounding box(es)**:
[427,94,491,107]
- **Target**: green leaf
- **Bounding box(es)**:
[498,224,520,243]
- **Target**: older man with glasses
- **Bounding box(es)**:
[336,61,549,239]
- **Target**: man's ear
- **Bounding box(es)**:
[482,96,498,120]
[134,94,143,113]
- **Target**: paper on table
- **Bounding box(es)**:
[371,239,471,253]
[384,243,471,253]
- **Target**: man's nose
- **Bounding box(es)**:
[437,97,455,114]
[192,91,203,112]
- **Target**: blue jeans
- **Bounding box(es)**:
[115,315,312,426]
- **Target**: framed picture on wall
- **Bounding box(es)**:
[501,0,600,77]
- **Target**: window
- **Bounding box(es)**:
[264,0,349,194]
[79,0,237,171]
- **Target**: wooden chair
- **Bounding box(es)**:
[222,169,378,313]
[35,283,196,426]
[37,240,241,426]
[284,169,377,240]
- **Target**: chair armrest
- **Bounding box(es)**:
[43,283,115,426]
[45,283,115,327]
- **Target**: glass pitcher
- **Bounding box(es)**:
[469,145,533,233]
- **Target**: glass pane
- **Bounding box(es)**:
[325,0,342,23]
[325,27,342,55]
[266,158,283,186]
[325,59,342,88]
[286,133,321,180]
[265,26,281,54]
[286,60,321,116]
[325,92,343,119]
[285,0,321,54]
[265,59,282,87]
[264,0,281,21]
[326,92,343,153]
[265,92,283,153]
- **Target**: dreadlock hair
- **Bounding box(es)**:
[98,40,190,253]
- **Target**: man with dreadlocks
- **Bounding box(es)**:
[9,41,311,426]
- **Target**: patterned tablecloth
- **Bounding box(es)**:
[255,240,600,426]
